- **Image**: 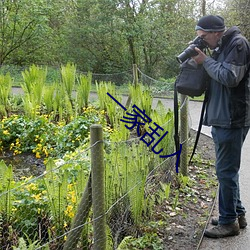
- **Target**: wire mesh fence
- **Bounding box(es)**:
[0,122,188,249]
[0,130,177,249]
[1,64,175,97]
[0,64,190,249]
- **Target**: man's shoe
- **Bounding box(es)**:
[238,215,247,228]
[211,214,247,229]
[204,222,240,238]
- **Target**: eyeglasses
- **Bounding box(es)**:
[198,32,214,40]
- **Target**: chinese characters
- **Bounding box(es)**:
[107,92,182,173]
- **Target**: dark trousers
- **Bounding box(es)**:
[211,126,249,225]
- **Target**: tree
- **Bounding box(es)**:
[0,0,230,79]
[0,0,48,65]
[220,0,250,39]
[66,0,200,78]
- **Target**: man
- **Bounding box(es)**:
[192,15,250,238]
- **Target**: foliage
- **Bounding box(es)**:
[96,81,124,128]
[43,85,56,114]
[0,144,91,248]
[13,235,46,250]
[0,161,15,222]
[0,0,239,79]
[149,100,175,155]
[0,108,102,158]
[0,73,12,116]
[0,0,52,65]
[220,0,250,39]
[117,233,163,250]
[105,140,153,225]
[61,63,76,102]
[76,71,92,110]
[21,65,47,118]
[0,76,179,248]
[129,83,153,119]
[12,176,49,240]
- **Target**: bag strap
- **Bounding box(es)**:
[189,90,208,164]
[174,80,181,168]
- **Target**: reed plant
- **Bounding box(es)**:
[149,100,175,156]
[128,83,153,118]
[96,81,123,128]
[96,81,116,110]
[0,161,14,222]
[43,84,56,114]
[21,65,47,118]
[52,82,73,122]
[0,73,12,117]
[76,72,92,112]
[60,63,76,103]
[105,133,154,226]
[43,159,69,238]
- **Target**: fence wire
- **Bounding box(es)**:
[0,136,179,249]
[0,67,190,249]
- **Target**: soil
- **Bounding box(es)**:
[159,130,217,250]
[0,152,45,180]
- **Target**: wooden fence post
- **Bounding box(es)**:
[91,124,106,250]
[126,64,138,108]
[133,63,138,86]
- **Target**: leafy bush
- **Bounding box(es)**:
[0,106,103,158]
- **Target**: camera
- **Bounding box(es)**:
[176,36,208,63]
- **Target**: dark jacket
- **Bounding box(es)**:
[203,26,250,128]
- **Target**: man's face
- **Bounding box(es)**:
[196,30,222,49]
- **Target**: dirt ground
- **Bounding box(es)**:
[159,130,217,250]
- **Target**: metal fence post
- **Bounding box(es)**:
[91,124,106,250]
[180,94,189,176]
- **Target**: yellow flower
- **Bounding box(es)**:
[65,205,74,218]
[36,152,41,159]
[71,195,76,204]
[14,149,21,155]
[43,147,49,157]
[3,130,9,135]
[32,193,42,201]
[12,207,17,212]
[26,183,37,191]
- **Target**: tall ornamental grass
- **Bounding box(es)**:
[0,73,12,117]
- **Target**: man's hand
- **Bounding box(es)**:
[192,47,207,64]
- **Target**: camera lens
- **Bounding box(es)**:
[176,36,208,63]
[176,44,198,63]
